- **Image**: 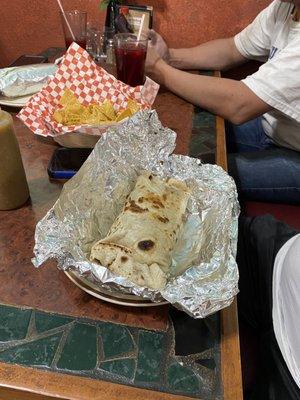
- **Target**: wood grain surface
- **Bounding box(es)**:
[0,362,195,400]
[215,70,243,400]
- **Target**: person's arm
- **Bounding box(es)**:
[147,30,246,71]
[149,0,281,73]
[147,57,271,125]
[168,38,247,71]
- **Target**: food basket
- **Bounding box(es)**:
[18,43,159,148]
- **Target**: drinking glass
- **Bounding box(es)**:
[88,28,105,61]
[60,10,87,49]
[85,23,94,54]
[114,33,148,87]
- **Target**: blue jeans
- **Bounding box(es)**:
[226,118,300,204]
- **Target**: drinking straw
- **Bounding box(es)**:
[56,0,76,41]
[137,14,146,41]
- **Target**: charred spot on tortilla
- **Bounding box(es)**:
[157,216,169,223]
[121,256,128,263]
[149,175,153,180]
[100,243,130,254]
[144,194,165,209]
[138,240,155,251]
[125,200,148,213]
[138,197,144,203]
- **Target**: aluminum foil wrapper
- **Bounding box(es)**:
[0,64,57,98]
[33,110,240,318]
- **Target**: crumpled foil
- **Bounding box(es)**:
[0,64,57,98]
[32,110,240,318]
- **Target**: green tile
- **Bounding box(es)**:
[193,107,215,125]
[196,358,216,370]
[57,323,97,371]
[135,330,165,383]
[167,362,200,395]
[0,333,62,367]
[100,358,136,380]
[100,323,134,359]
[0,305,31,342]
[35,311,72,333]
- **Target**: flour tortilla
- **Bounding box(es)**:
[90,172,190,290]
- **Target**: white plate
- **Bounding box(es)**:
[0,63,57,108]
[65,270,169,307]
[0,94,32,108]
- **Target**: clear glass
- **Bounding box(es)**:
[106,39,115,65]
[114,33,148,87]
[60,10,87,49]
[87,28,105,61]
[85,23,94,53]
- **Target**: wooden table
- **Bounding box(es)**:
[0,80,242,400]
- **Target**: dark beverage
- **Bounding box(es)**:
[65,38,87,49]
[115,43,147,87]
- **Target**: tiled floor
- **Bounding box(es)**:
[0,304,222,399]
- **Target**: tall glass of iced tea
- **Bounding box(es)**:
[60,10,87,49]
[114,33,148,87]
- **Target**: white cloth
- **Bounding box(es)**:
[273,233,300,389]
[234,1,300,151]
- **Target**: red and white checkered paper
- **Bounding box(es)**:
[17,43,160,137]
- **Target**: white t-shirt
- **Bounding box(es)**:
[273,233,300,388]
[234,1,300,152]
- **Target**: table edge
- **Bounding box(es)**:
[214,71,243,400]
[0,362,196,400]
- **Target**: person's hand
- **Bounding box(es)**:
[145,45,162,76]
[147,29,170,63]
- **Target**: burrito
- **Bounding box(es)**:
[90,172,190,290]
[0,64,57,98]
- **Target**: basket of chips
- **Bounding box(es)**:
[17,43,160,148]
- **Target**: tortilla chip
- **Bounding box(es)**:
[100,100,116,121]
[116,108,133,122]
[52,90,141,127]
[127,99,140,114]
[60,89,79,106]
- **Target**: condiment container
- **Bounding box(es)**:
[0,109,30,210]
